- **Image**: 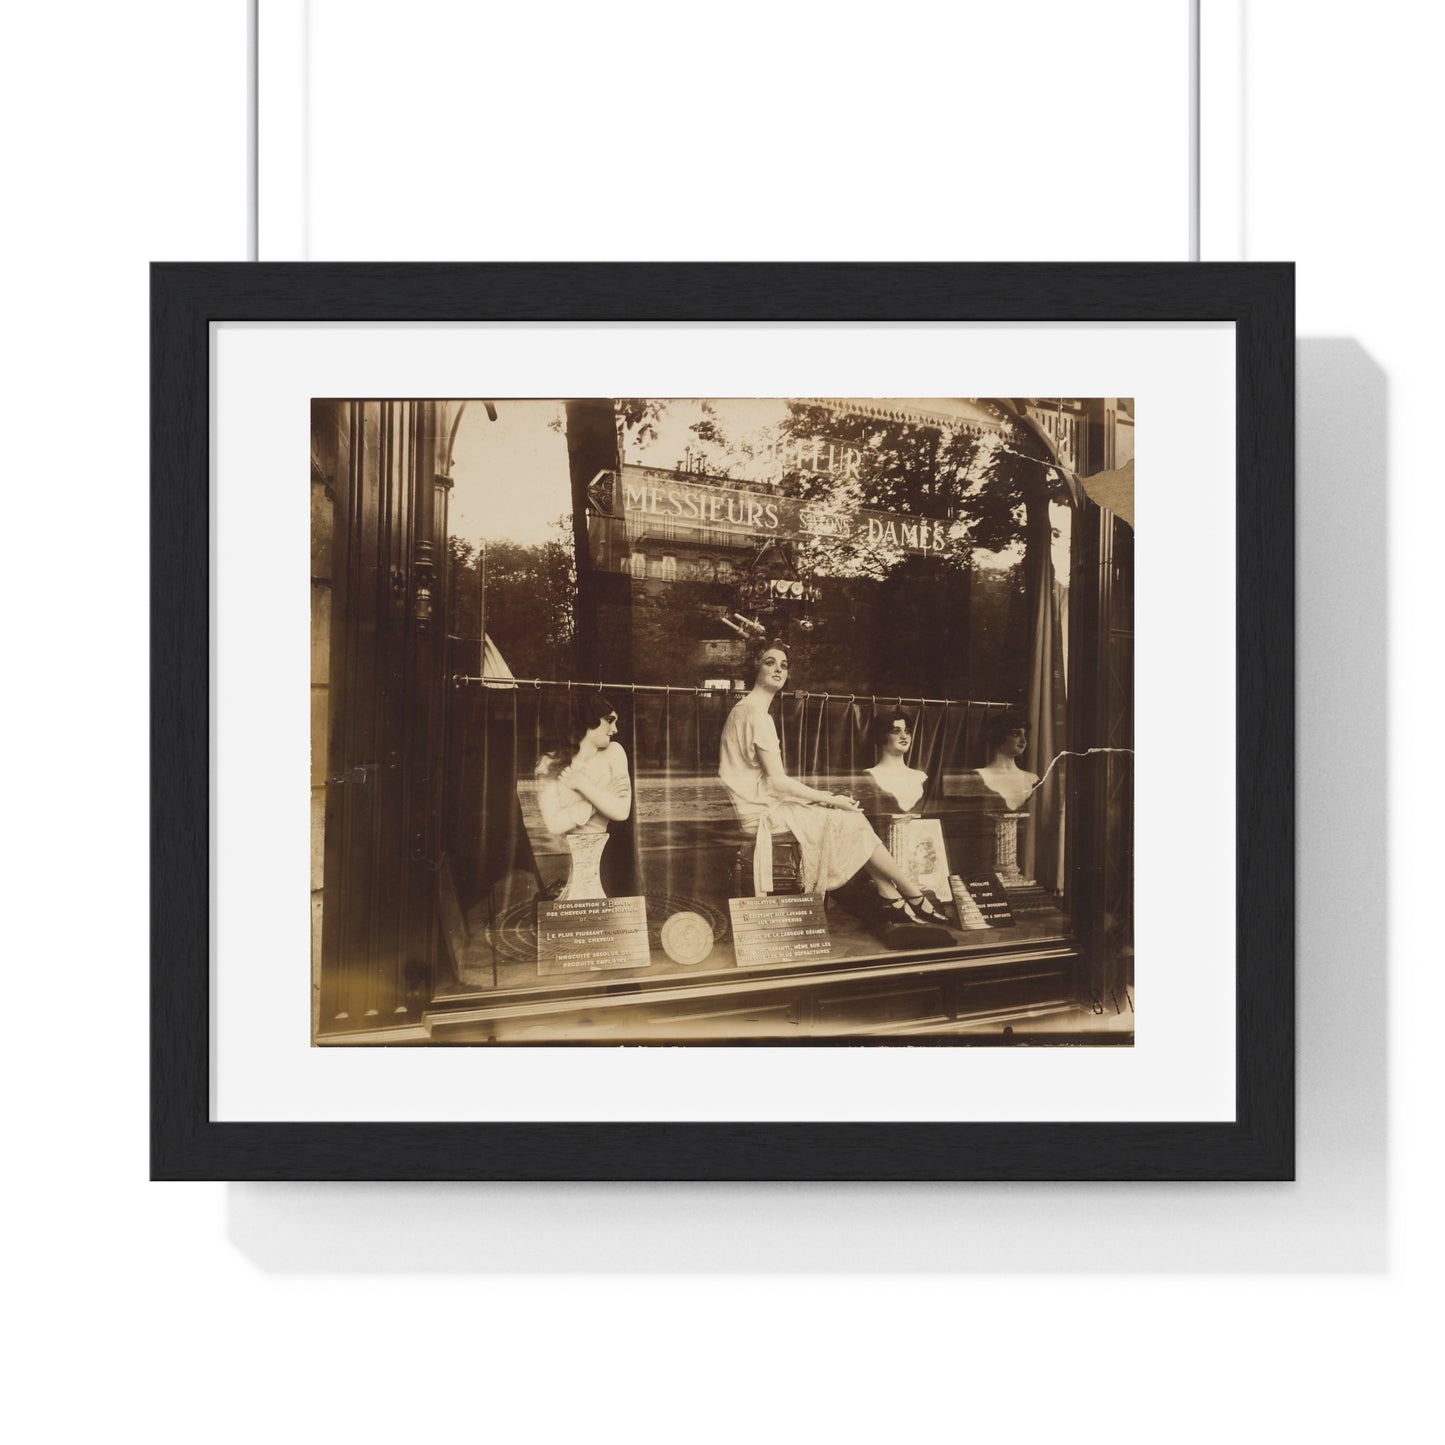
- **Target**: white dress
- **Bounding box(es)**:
[718,696,877,892]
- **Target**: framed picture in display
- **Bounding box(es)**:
[151,261,1293,1180]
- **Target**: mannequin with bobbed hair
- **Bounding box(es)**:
[742,635,786,682]
[534,691,631,900]
[861,708,929,814]
[536,691,631,836]
[717,640,954,937]
[976,710,1039,810]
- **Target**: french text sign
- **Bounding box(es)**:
[728,892,834,968]
[537,896,651,976]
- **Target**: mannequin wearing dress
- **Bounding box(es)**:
[717,643,953,937]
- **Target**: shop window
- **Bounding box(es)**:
[322,396,1134,1043]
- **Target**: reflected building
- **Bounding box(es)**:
[309,396,1135,1044]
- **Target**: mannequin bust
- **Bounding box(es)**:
[863,710,929,814]
[535,693,631,900]
[976,712,1039,810]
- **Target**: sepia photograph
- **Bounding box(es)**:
[311,394,1136,1045]
[163,259,1286,1172]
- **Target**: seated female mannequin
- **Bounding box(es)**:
[535,693,631,900]
[717,641,953,939]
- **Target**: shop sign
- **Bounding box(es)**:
[763,435,864,481]
[536,895,652,975]
[678,436,864,484]
[958,874,1016,928]
[728,892,835,968]
[620,465,953,557]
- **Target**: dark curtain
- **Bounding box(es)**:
[1023,554,1069,893]
[777,693,1002,884]
[446,682,1021,967]
[444,683,543,926]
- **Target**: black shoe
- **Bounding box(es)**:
[876,897,954,950]
[903,890,954,928]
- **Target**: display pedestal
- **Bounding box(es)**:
[883,813,920,868]
[559,831,608,901]
[994,811,1036,889]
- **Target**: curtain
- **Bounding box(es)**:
[1023,546,1068,893]
[447,681,1015,974]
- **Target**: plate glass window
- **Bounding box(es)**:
[310,396,1135,1043]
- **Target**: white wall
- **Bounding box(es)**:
[10,3,1436,1441]
[258,0,1195,261]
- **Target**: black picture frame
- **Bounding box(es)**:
[152,262,1293,1181]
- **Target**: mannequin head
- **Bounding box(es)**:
[868,709,915,762]
[982,711,1029,762]
[748,639,790,694]
[549,691,620,764]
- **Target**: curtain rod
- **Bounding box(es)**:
[452,675,1011,709]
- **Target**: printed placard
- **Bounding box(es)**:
[728,892,834,968]
[537,896,651,976]
[961,874,1016,928]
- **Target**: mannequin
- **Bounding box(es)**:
[717,641,954,938]
[975,711,1039,889]
[535,693,631,900]
[862,709,929,814]
[976,713,1039,809]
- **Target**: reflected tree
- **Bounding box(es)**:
[447,531,577,681]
